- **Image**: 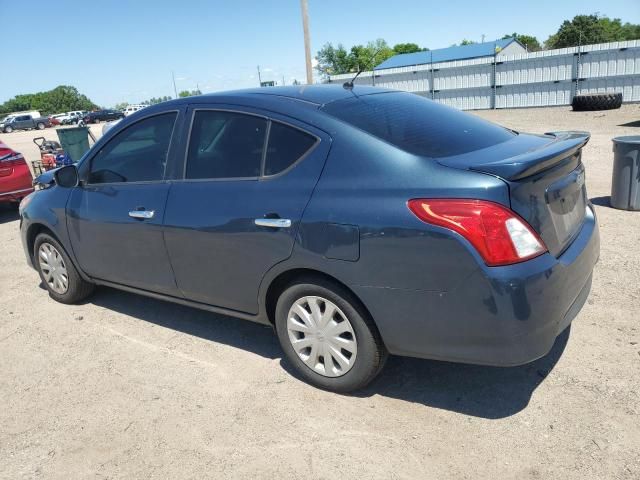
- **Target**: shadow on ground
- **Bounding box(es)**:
[356,329,568,419]
[0,204,19,224]
[89,286,568,419]
[590,196,612,208]
[617,120,640,128]
[89,288,281,360]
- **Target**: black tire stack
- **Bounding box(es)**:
[572,92,623,111]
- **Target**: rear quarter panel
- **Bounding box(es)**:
[289,123,511,293]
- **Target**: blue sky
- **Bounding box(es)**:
[2,0,639,106]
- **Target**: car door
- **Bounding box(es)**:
[163,106,330,314]
[15,116,29,129]
[67,109,185,295]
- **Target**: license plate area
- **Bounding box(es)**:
[546,164,586,251]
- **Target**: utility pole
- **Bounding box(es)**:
[257,65,262,86]
[171,71,178,98]
[481,34,485,43]
[300,0,313,85]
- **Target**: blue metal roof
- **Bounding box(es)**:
[375,38,517,70]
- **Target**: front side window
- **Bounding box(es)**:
[186,111,267,179]
[88,112,176,184]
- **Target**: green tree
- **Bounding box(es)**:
[460,39,477,45]
[114,102,129,111]
[350,39,394,71]
[502,33,541,51]
[545,14,640,49]
[316,38,423,76]
[0,85,97,115]
[178,89,202,98]
[315,43,356,76]
[141,96,173,105]
[392,43,427,54]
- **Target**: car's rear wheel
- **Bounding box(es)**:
[275,277,387,392]
[36,122,45,130]
[34,233,94,304]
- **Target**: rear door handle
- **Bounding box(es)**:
[254,218,291,228]
[129,209,155,219]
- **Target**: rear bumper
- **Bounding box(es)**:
[354,205,600,366]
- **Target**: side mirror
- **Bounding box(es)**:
[54,165,79,188]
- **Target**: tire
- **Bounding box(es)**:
[34,233,94,304]
[275,277,387,392]
[36,122,45,130]
[4,126,12,133]
[572,92,623,111]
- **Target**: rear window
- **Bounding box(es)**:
[321,92,515,158]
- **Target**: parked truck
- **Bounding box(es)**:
[0,114,51,133]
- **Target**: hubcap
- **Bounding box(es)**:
[287,296,357,377]
[38,243,69,294]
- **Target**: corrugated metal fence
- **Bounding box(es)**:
[327,40,640,110]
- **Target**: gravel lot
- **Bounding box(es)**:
[1,106,639,479]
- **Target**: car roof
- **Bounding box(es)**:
[165,84,396,108]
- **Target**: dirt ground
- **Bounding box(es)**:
[1,106,639,479]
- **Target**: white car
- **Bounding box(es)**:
[123,105,147,116]
[57,111,86,125]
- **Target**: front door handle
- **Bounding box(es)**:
[129,209,155,220]
[254,218,291,228]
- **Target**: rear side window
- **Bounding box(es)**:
[187,111,267,179]
[264,122,317,176]
[88,112,176,184]
[321,92,515,158]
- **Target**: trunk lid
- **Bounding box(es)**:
[438,131,590,257]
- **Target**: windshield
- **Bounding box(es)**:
[321,92,515,158]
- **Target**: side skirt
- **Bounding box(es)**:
[92,279,271,326]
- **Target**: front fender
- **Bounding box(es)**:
[20,186,90,281]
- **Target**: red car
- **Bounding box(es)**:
[0,141,34,204]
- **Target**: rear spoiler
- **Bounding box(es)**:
[468,131,590,181]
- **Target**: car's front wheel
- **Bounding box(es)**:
[4,126,12,133]
[275,277,387,392]
[34,233,95,304]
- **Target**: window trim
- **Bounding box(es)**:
[180,107,320,183]
[84,110,180,187]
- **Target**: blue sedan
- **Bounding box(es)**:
[19,86,599,392]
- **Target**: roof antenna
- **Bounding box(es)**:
[343,46,383,90]
[343,69,363,90]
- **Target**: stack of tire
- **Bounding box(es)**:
[572,92,623,111]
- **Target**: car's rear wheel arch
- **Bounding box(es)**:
[264,268,382,336]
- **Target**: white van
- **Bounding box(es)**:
[123,105,147,116]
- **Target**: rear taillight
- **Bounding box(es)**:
[408,199,547,266]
